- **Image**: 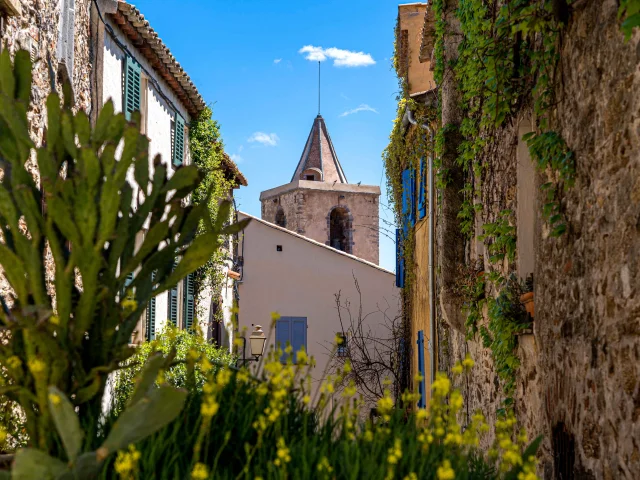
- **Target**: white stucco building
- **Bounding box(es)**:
[236,212,401,398]
[95,0,245,344]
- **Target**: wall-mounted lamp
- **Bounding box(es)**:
[237,325,267,366]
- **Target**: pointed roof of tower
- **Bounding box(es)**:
[291,115,348,184]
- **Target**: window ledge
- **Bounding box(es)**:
[0,0,21,16]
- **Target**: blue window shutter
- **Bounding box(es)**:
[417,331,426,408]
[276,318,291,363]
[418,156,426,220]
[401,169,411,237]
[173,115,185,167]
[123,55,141,122]
[291,317,307,364]
[395,228,405,288]
[124,272,134,287]
[183,272,195,331]
[410,168,417,225]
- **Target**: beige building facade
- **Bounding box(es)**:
[236,212,400,398]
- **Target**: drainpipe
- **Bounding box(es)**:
[402,106,437,387]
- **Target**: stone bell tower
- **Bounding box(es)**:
[260,114,381,264]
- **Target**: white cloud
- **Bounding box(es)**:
[230,153,244,164]
[273,58,282,64]
[248,132,279,147]
[339,104,378,117]
[238,145,244,152]
[299,45,375,67]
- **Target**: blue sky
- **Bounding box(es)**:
[131,0,401,271]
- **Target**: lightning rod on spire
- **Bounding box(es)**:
[318,61,321,115]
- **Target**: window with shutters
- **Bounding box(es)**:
[123,55,141,122]
[395,228,405,288]
[56,0,75,79]
[275,317,307,364]
[145,271,156,341]
[401,168,416,236]
[417,330,426,408]
[172,114,185,167]
[168,260,179,327]
[182,272,195,331]
[418,157,427,220]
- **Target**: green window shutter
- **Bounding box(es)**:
[183,272,195,331]
[168,261,179,327]
[123,55,141,122]
[146,271,156,341]
[172,114,185,167]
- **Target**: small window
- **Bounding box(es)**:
[276,245,282,252]
[336,332,348,357]
[275,317,307,364]
[171,114,185,167]
[275,207,286,228]
[305,174,315,181]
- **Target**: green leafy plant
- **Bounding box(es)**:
[479,275,532,400]
[479,210,517,264]
[0,50,247,457]
[455,264,486,340]
[111,327,235,415]
[619,0,640,41]
[7,354,187,479]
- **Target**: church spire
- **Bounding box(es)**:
[290,115,348,184]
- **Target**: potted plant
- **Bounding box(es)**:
[520,274,534,319]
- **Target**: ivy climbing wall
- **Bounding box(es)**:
[388,0,640,478]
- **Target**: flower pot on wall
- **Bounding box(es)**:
[520,292,534,319]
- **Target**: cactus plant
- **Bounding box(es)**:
[0,49,248,457]
[8,355,187,479]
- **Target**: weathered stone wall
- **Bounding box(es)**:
[0,1,93,303]
[435,2,640,478]
[261,181,380,265]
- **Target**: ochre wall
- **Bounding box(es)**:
[398,3,434,95]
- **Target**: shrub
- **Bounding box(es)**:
[111,327,235,415]
[97,349,540,480]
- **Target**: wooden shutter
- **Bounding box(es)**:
[275,318,291,364]
[146,272,156,341]
[123,55,141,122]
[57,0,76,76]
[417,330,426,408]
[183,272,195,331]
[418,156,427,220]
[168,261,178,327]
[395,228,405,288]
[172,114,185,167]
[291,317,307,364]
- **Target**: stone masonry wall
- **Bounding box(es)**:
[0,0,93,302]
[435,2,640,478]
[262,185,380,265]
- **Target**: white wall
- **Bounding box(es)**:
[102,18,192,340]
[237,213,401,398]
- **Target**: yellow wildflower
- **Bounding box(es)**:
[275,437,291,465]
[404,474,418,480]
[387,438,402,465]
[452,362,463,375]
[121,298,138,313]
[191,462,209,480]
[462,353,474,369]
[27,358,46,375]
[364,429,374,442]
[7,356,21,370]
[0,426,7,445]
[317,456,333,473]
[114,445,141,480]
[49,315,60,325]
[201,400,219,418]
[450,390,464,411]
[216,368,232,388]
[303,395,311,405]
[271,311,281,324]
[432,373,450,397]
[48,393,61,406]
[436,460,455,480]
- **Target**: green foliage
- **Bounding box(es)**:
[111,327,235,415]
[0,50,241,457]
[480,275,532,399]
[479,210,517,264]
[455,266,486,340]
[189,107,239,304]
[93,350,540,480]
[9,356,187,479]
[524,130,575,237]
[619,0,640,41]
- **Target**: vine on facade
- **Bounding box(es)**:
[189,107,236,319]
